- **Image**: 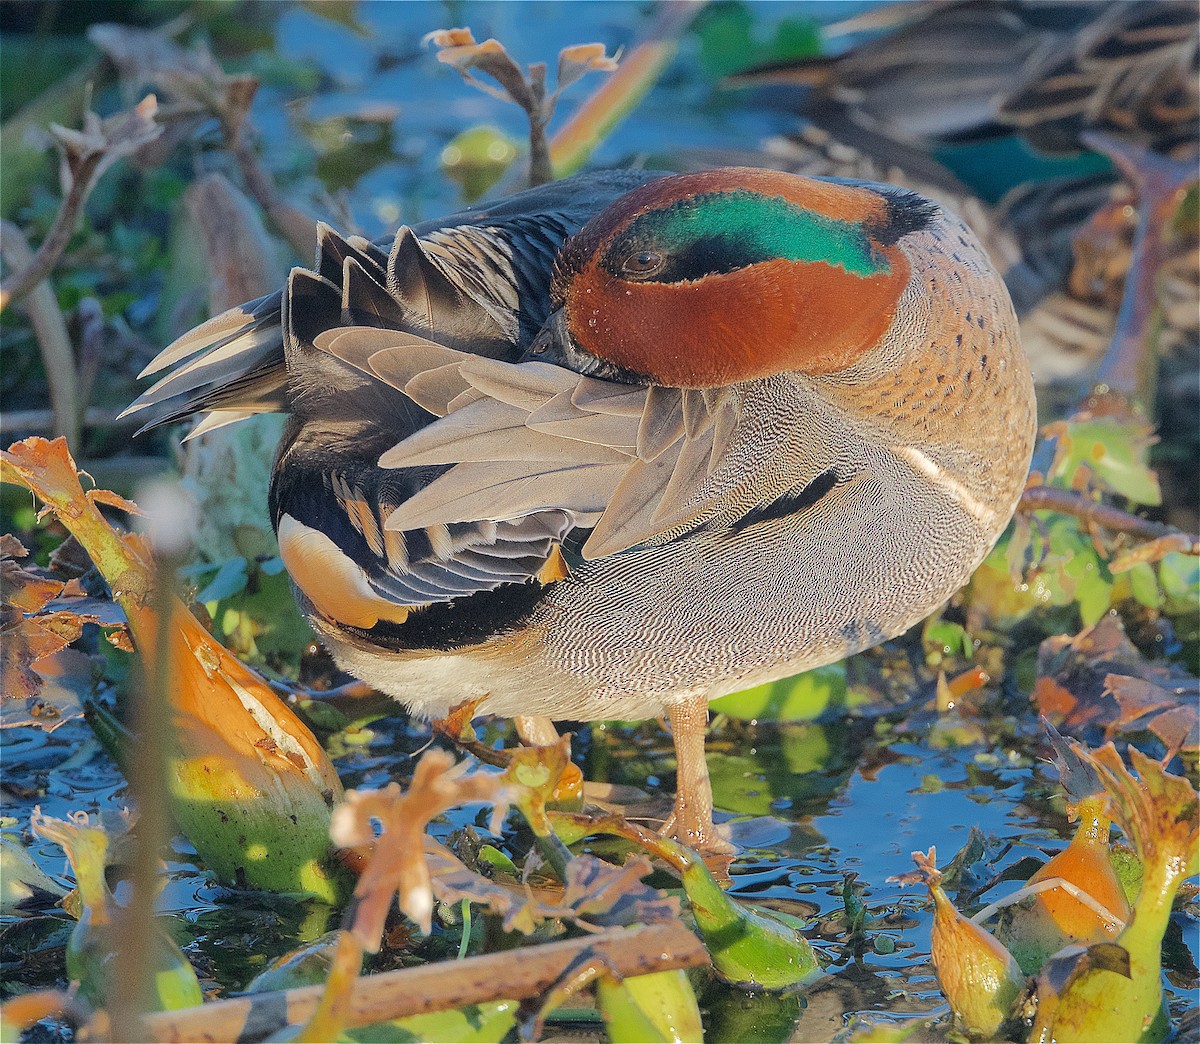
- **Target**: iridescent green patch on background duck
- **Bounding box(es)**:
[548,169,935,386]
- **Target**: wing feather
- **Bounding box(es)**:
[318,327,745,560]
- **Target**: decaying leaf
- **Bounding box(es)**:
[558,853,679,930]
[330,749,504,943]
[44,96,162,197]
[426,26,617,184]
[30,809,204,1013]
[425,842,678,937]
[1,535,124,726]
[1033,614,1198,754]
[556,43,620,92]
[1106,674,1200,761]
[88,22,258,138]
[1032,739,1198,1042]
[1043,410,1162,507]
[425,837,552,936]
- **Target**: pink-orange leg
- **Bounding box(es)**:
[663,693,734,855]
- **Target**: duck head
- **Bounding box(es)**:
[525,167,939,387]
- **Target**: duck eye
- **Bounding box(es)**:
[621,250,664,277]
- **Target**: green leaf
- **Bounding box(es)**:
[1159,553,1200,614]
[841,876,866,937]
[597,968,703,1043]
[679,846,820,990]
[1127,562,1162,610]
[709,663,848,722]
[923,618,973,664]
[441,126,519,202]
[769,18,822,62]
[197,557,250,605]
[476,844,519,878]
[345,1001,520,1042]
[1049,417,1161,506]
[1063,552,1114,626]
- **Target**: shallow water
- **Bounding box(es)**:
[2,1,1197,1038]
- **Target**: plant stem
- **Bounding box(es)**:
[0,149,102,313]
[0,221,79,449]
[132,921,708,1042]
[1018,484,1199,551]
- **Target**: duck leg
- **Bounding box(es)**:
[663,693,734,855]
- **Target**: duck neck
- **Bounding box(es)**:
[815,214,1036,525]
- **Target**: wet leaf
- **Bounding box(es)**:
[1034,741,1198,1042]
[30,809,203,1012]
[709,663,849,722]
[425,837,549,936]
[559,854,679,929]
[1045,414,1162,506]
[0,832,67,914]
[1,535,119,725]
[597,968,703,1044]
[344,1001,519,1043]
[1106,674,1199,760]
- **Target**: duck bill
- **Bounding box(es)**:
[525,307,577,367]
[525,307,627,381]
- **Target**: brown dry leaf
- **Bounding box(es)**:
[87,22,258,138]
[1109,533,1198,572]
[427,28,535,109]
[1,536,121,722]
[1105,674,1199,759]
[426,837,553,935]
[556,43,619,92]
[1033,615,1198,753]
[434,696,487,744]
[330,749,505,945]
[558,854,678,929]
[45,95,162,194]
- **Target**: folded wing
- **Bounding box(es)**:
[313,328,743,560]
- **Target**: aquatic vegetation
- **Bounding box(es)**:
[1,3,1196,1041]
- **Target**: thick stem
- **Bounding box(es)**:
[0,221,79,448]
[108,550,180,1042]
[132,921,708,1042]
[229,128,317,261]
[1084,133,1197,407]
